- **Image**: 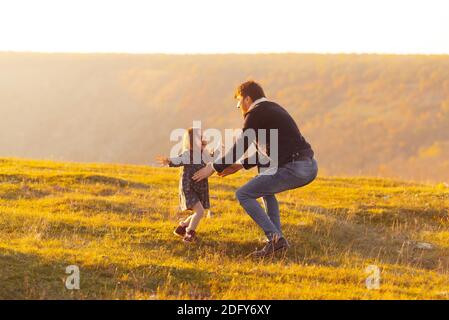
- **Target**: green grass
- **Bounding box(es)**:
[0,157,448,299]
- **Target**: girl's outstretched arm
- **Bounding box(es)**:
[155,155,170,166]
[167,150,191,167]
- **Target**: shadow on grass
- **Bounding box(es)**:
[0,248,213,299]
[0,173,150,190]
[280,204,449,272]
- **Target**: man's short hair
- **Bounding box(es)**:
[234,80,266,101]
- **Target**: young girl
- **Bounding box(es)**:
[156,127,212,243]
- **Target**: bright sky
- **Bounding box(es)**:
[0,0,448,54]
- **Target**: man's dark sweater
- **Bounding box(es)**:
[212,100,314,173]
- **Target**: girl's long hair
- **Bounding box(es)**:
[182,127,199,152]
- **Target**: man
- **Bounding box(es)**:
[193,81,318,257]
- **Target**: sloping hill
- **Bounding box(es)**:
[0,157,448,299]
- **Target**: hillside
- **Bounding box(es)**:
[0,157,448,299]
[1,53,449,182]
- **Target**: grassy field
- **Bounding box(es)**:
[0,157,448,299]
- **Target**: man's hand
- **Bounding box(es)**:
[192,163,215,182]
[217,163,243,177]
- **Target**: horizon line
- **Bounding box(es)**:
[1,50,449,57]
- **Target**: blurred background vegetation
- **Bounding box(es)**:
[1,52,448,182]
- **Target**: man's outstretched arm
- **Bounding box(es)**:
[217,162,244,177]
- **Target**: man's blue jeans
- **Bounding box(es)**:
[236,158,318,241]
